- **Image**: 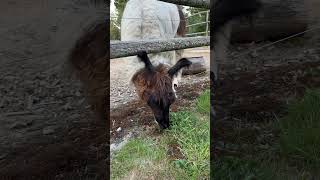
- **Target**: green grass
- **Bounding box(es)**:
[169,111,210,178]
[111,89,210,179]
[111,138,167,179]
[279,89,320,168]
[212,156,317,180]
[212,157,276,180]
[213,89,320,179]
[196,89,210,114]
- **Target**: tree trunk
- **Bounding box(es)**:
[230,0,309,42]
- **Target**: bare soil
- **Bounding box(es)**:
[0,0,107,179]
[1,1,319,178]
[213,39,320,158]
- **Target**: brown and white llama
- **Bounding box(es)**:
[68,21,191,129]
[132,51,191,129]
[68,1,189,128]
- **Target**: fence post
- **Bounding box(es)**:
[205,10,209,36]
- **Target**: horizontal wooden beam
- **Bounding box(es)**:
[158,0,210,9]
[110,36,210,59]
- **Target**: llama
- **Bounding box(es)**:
[67,21,189,129]
[68,20,108,122]
[120,0,186,96]
[132,51,191,129]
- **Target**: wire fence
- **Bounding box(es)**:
[185,10,210,37]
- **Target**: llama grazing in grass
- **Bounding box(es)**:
[67,21,191,129]
[132,51,191,129]
[67,1,188,128]
[121,0,186,96]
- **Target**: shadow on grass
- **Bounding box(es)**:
[213,89,320,179]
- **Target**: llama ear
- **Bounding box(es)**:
[137,51,148,60]
[137,51,154,71]
[168,58,192,77]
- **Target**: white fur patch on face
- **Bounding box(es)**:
[172,83,178,98]
[153,115,157,122]
[172,76,179,88]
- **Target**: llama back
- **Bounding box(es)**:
[125,51,177,86]
[121,0,183,85]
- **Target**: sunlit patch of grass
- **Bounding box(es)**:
[196,89,210,114]
[167,89,210,178]
[169,111,210,178]
[111,138,167,180]
[111,89,210,179]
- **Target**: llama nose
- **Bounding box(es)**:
[174,83,178,89]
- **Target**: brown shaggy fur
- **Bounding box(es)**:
[132,64,175,104]
[68,20,108,122]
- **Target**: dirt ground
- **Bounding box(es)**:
[0,1,107,179]
[1,1,320,179]
[213,39,320,158]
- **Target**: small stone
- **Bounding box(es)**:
[110,143,117,151]
[75,91,81,97]
[116,127,122,132]
[9,120,33,129]
[43,126,56,135]
[62,102,72,110]
[250,50,258,58]
[0,154,8,160]
[267,46,275,50]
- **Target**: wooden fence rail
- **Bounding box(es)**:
[158,0,210,9]
[110,37,210,59]
[110,0,210,59]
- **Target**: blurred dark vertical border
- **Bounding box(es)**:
[0,0,109,179]
[210,2,215,180]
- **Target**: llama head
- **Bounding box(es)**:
[131,51,191,129]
